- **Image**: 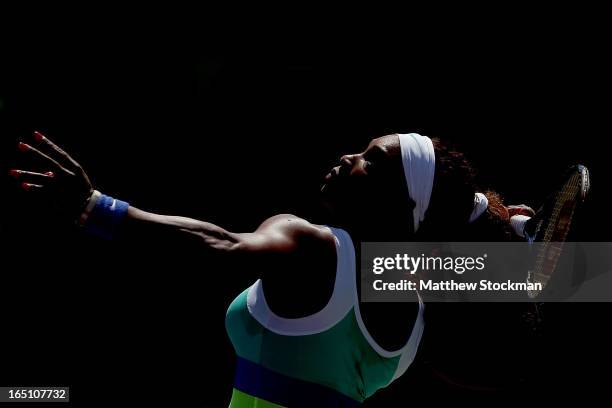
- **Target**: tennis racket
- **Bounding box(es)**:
[524,164,590,298]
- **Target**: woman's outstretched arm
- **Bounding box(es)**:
[11,131,335,273]
[122,206,333,262]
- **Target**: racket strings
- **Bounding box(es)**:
[531,172,581,289]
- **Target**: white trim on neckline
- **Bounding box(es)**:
[246,227,354,336]
[245,225,424,381]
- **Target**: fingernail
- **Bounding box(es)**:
[44,171,55,178]
[9,169,20,178]
[33,131,45,142]
[17,142,30,152]
[21,182,30,191]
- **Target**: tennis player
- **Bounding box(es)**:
[12,131,545,407]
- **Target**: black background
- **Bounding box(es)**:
[1,10,611,406]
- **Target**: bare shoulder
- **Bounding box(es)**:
[252,215,339,316]
[256,214,336,247]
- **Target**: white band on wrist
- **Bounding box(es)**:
[510,214,530,238]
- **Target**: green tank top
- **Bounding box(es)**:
[225,227,424,407]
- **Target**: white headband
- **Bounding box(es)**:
[397,133,488,232]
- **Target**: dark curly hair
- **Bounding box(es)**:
[415,138,512,241]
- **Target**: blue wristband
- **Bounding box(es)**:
[83,193,130,240]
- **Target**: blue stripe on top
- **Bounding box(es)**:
[233,357,362,408]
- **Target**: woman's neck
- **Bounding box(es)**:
[340,220,412,243]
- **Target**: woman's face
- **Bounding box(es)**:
[321,134,413,229]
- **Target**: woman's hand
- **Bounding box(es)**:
[506,204,536,218]
[10,131,94,220]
